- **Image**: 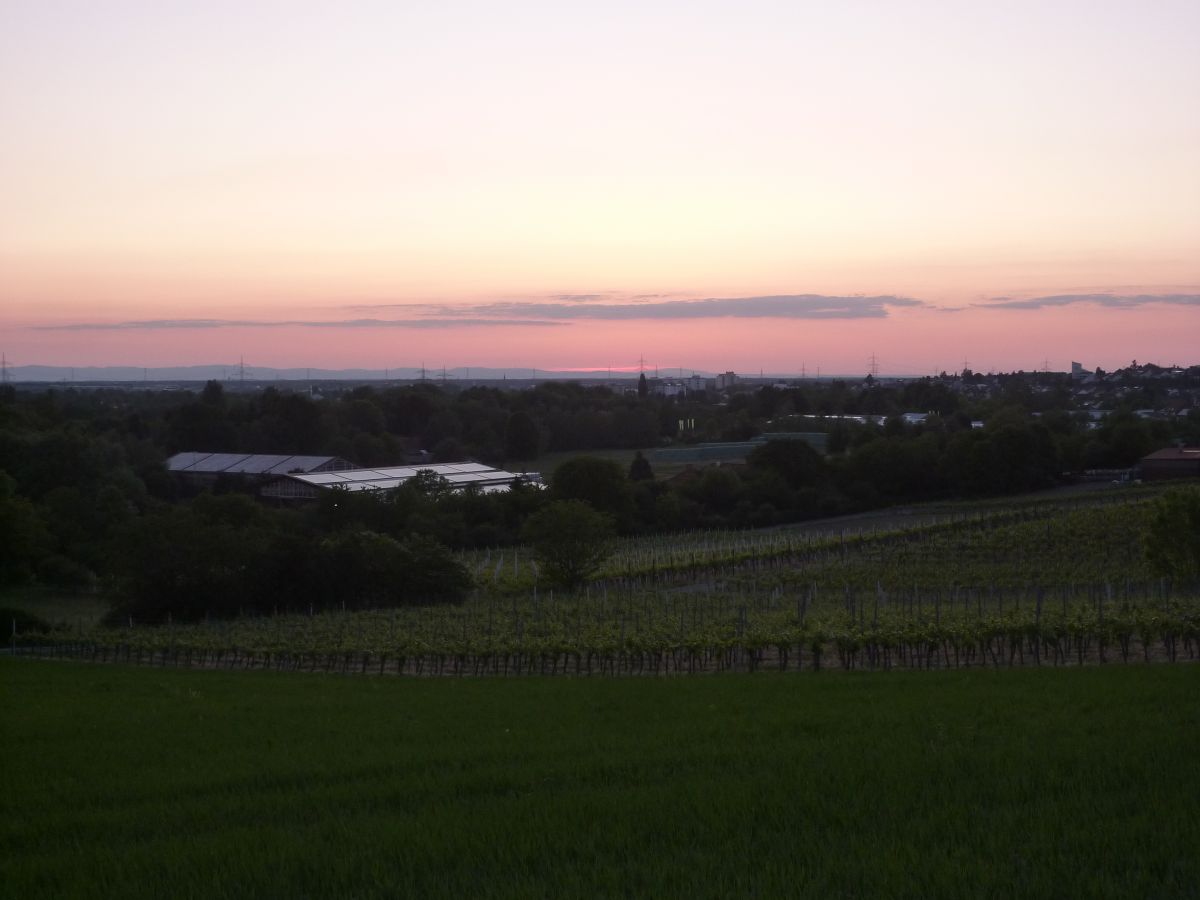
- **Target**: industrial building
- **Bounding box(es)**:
[167,452,356,485]
[260,462,541,501]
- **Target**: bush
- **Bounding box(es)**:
[318,531,473,608]
[1144,487,1200,579]
[521,500,615,591]
[0,607,56,635]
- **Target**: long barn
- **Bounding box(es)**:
[260,462,541,500]
[167,452,356,485]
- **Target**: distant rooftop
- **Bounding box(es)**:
[167,452,355,476]
[1142,448,1200,461]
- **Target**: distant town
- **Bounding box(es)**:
[5,359,1198,424]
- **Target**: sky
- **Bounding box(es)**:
[1,0,1198,376]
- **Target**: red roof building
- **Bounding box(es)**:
[1140,447,1200,481]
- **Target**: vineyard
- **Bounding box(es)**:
[14,489,1200,675]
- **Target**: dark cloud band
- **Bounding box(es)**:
[34,294,926,331]
[354,294,925,321]
[34,318,568,331]
[980,293,1200,310]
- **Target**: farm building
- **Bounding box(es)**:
[1140,447,1200,481]
[167,452,356,486]
[260,462,541,501]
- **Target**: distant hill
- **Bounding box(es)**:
[7,365,721,383]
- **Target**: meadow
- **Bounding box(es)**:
[2,659,1197,899]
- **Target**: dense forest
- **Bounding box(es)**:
[1,374,1196,622]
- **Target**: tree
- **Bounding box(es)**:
[1144,487,1200,579]
[106,504,273,621]
[746,439,828,489]
[637,373,648,398]
[1106,417,1153,466]
[504,411,541,463]
[200,380,225,406]
[521,500,614,590]
[0,471,52,587]
[691,467,743,517]
[550,456,635,529]
[629,451,654,481]
[319,530,472,608]
[826,421,849,455]
[431,437,467,462]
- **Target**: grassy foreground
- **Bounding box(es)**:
[2,661,1198,899]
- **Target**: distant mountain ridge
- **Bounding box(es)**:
[6,365,725,383]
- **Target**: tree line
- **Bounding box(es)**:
[2,377,1196,621]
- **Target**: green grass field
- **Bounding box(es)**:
[3,659,1197,899]
[0,585,109,632]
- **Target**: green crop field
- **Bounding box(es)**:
[2,659,1197,899]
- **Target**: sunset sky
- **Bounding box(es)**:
[2,1,1197,376]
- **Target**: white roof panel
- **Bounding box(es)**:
[445,472,496,483]
[184,453,253,473]
[229,454,292,474]
[338,469,389,482]
[369,466,425,479]
[264,453,338,475]
[167,452,211,471]
[299,472,348,485]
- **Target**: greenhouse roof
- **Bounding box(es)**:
[167,452,354,475]
[269,462,539,495]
